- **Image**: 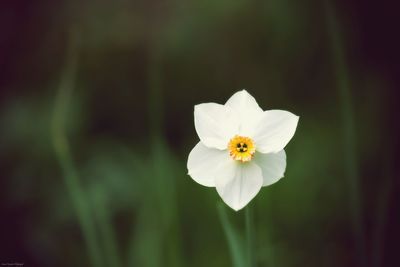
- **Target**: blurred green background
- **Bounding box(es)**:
[1,0,398,266]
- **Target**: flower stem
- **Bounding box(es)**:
[217,202,246,267]
[245,205,255,267]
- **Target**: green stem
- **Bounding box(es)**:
[217,202,246,267]
[245,205,255,267]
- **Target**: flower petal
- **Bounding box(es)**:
[253,110,299,153]
[254,150,286,186]
[225,90,264,136]
[187,142,229,187]
[215,161,263,211]
[194,103,239,150]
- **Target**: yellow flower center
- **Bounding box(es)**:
[228,135,256,162]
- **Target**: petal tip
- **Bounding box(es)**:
[223,201,242,211]
[239,89,251,96]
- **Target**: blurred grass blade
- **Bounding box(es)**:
[126,140,184,267]
[51,31,103,267]
[324,1,367,266]
[217,202,246,267]
[92,186,122,267]
[148,45,164,141]
[371,144,396,267]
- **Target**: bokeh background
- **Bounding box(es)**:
[1,0,399,266]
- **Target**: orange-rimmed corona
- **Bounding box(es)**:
[228,135,256,162]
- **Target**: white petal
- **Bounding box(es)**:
[215,160,263,211]
[225,90,264,137]
[254,150,286,186]
[194,103,239,150]
[225,90,263,114]
[253,110,299,153]
[187,142,229,187]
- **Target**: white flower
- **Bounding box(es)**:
[187,90,299,211]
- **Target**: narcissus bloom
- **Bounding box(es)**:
[187,90,299,211]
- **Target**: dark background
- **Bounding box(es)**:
[0,0,399,266]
